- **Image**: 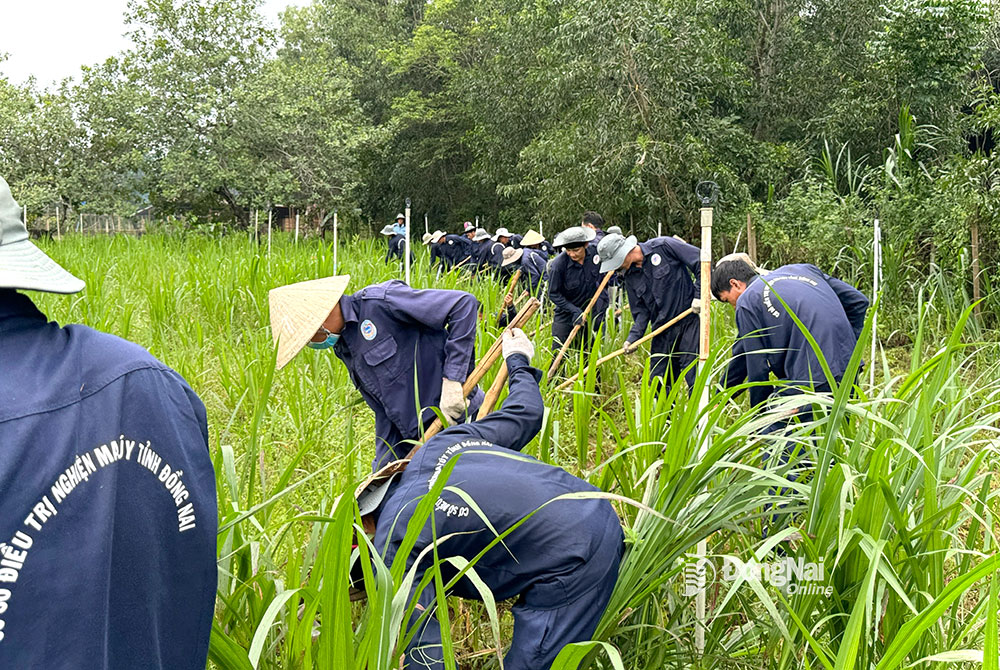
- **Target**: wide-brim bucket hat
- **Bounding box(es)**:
[0,176,84,294]
[553,226,596,248]
[430,230,446,243]
[501,246,524,267]
[472,228,491,242]
[492,227,512,241]
[355,458,411,519]
[717,251,769,276]
[597,233,637,273]
[520,229,545,247]
[268,275,351,370]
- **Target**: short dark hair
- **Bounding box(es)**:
[581,211,604,229]
[711,259,756,300]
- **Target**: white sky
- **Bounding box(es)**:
[0,0,299,88]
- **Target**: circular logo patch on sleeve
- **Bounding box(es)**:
[651,253,662,266]
[593,255,600,265]
[361,319,378,340]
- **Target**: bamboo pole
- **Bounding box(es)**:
[333,211,339,275]
[478,362,509,420]
[404,198,412,285]
[870,218,881,388]
[478,299,545,419]
[694,199,714,657]
[555,307,695,392]
[548,271,614,376]
[746,211,757,264]
[421,298,541,442]
[972,215,981,318]
[495,270,521,326]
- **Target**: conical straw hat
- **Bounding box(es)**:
[269,275,351,370]
[520,229,545,246]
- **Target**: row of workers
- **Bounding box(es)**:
[0,162,869,670]
[264,219,868,667]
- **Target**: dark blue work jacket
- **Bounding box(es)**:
[333,282,484,469]
[622,236,700,344]
[548,246,608,322]
[440,235,474,269]
[725,264,870,407]
[483,241,506,273]
[519,248,549,295]
[588,229,605,248]
[385,234,413,264]
[509,234,523,249]
[0,291,217,670]
[374,355,623,607]
[472,240,493,271]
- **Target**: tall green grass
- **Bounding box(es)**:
[31,232,1000,669]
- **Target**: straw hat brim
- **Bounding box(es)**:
[501,248,524,266]
[269,275,351,370]
[0,237,85,294]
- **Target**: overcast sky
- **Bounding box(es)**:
[0,0,299,88]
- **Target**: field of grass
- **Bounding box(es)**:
[31,231,1000,670]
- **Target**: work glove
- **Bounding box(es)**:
[690,298,702,314]
[440,378,467,422]
[502,327,535,361]
[572,311,587,327]
[622,340,637,355]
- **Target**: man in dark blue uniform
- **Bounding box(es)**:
[548,226,609,353]
[424,230,444,268]
[520,228,556,258]
[581,211,606,246]
[383,223,412,265]
[598,232,701,395]
[479,228,512,275]
[440,232,474,270]
[269,277,485,470]
[0,176,217,669]
[711,257,869,409]
[356,329,624,670]
[471,228,493,271]
[517,246,548,295]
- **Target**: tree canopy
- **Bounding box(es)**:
[0,0,996,247]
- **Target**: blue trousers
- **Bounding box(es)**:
[405,520,624,670]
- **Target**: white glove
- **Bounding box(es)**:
[502,328,535,361]
[622,340,637,355]
[690,298,702,314]
[440,378,467,422]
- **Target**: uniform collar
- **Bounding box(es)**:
[0,289,46,324]
[339,294,359,324]
[735,276,760,308]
